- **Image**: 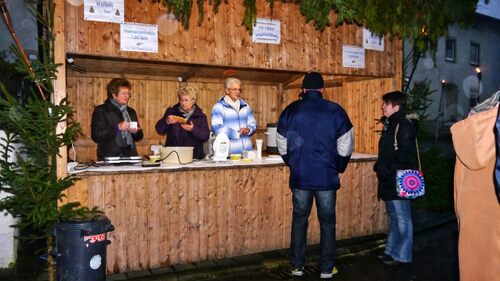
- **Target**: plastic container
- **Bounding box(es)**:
[160,146,194,164]
[229,153,242,160]
[52,215,114,281]
[265,123,278,154]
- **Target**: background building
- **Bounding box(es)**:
[404,0,500,136]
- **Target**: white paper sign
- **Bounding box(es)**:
[252,18,281,45]
[363,28,384,51]
[84,0,124,23]
[120,22,158,53]
[342,45,365,68]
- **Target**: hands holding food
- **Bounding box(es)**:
[181,121,194,132]
[167,115,187,124]
[239,127,251,135]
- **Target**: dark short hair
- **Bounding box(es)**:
[107,78,131,98]
[382,91,405,109]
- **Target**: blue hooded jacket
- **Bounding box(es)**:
[276,91,354,190]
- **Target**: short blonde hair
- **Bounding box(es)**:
[224,77,241,89]
[177,85,198,102]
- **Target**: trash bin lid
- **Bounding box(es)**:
[53,215,113,234]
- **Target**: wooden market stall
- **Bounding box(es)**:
[55,0,402,274]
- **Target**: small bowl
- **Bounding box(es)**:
[149,155,161,162]
[230,154,242,160]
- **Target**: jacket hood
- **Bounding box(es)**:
[451,107,497,170]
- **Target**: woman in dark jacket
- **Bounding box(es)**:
[374,91,417,265]
[91,78,144,160]
[155,85,210,159]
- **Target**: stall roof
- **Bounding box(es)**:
[66,54,380,89]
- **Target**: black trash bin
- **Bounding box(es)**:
[52,215,115,281]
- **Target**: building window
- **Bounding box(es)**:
[445,38,456,62]
[470,42,480,66]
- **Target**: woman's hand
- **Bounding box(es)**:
[118,121,140,133]
[166,115,178,124]
[239,127,250,135]
[181,121,194,132]
[118,121,130,131]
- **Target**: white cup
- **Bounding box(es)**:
[256,139,263,159]
[130,121,138,129]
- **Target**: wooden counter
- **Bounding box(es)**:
[64,154,385,274]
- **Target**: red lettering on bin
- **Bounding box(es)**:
[83,233,106,243]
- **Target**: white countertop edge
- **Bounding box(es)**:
[68,152,376,174]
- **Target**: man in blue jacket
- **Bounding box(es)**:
[277,72,354,279]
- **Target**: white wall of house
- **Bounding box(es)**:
[404,14,500,125]
[0,192,17,268]
[0,130,19,269]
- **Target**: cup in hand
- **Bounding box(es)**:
[130,121,138,129]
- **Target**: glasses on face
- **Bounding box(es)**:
[227,88,242,93]
[179,98,194,103]
[117,92,131,97]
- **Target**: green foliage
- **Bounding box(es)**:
[161,0,194,29]
[155,0,478,53]
[0,92,99,242]
[413,147,455,211]
[242,0,257,34]
[0,0,100,249]
[405,79,435,122]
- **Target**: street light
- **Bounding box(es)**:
[435,80,446,143]
[475,67,482,105]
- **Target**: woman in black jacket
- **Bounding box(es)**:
[91,78,144,160]
[374,91,417,265]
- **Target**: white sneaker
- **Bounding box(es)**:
[320,266,338,279]
[291,267,304,276]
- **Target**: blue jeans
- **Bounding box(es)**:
[290,188,337,273]
[384,200,413,263]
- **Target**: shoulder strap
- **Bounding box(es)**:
[393,123,400,151]
[393,122,422,170]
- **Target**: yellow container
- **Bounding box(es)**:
[230,154,242,160]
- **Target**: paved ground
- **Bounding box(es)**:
[215,212,458,281]
[0,210,458,281]
[201,210,459,281]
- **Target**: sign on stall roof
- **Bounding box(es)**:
[252,18,281,45]
[362,28,384,52]
[84,0,124,23]
[120,22,158,53]
[342,45,365,69]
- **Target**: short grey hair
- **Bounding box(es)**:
[177,85,198,102]
[224,77,241,89]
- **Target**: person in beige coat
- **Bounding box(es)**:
[450,106,500,281]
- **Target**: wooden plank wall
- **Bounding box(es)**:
[65,162,384,273]
[64,0,398,77]
[67,74,282,161]
[67,72,400,160]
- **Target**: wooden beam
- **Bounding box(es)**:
[54,0,67,179]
